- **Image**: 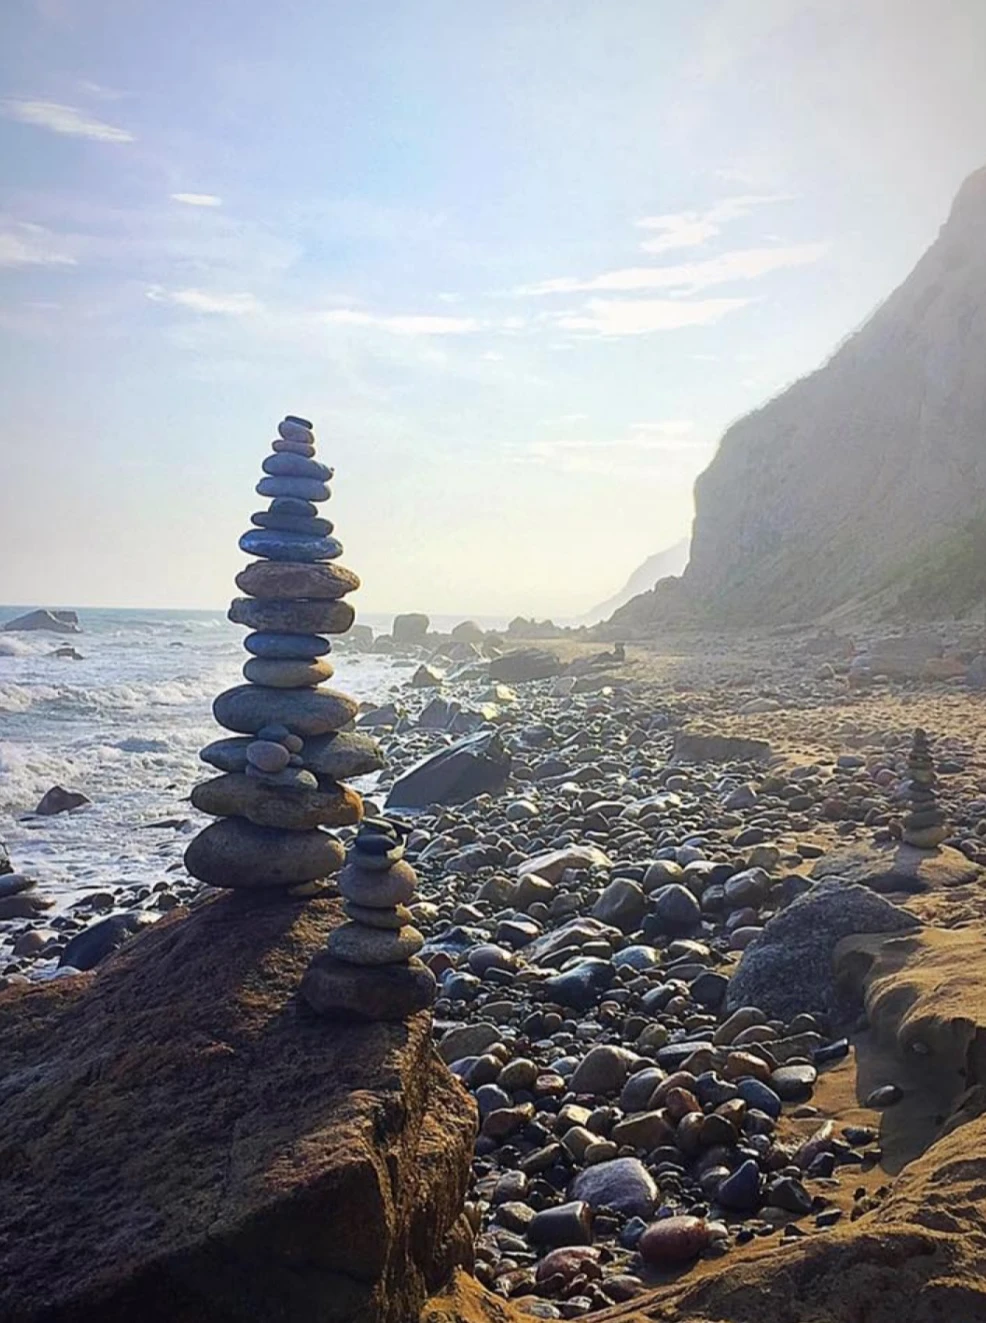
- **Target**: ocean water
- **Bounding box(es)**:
[0,606,403,909]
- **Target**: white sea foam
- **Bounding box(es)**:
[0,606,400,909]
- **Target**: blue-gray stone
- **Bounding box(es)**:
[256,475,331,502]
[541,957,614,1011]
[569,1157,658,1219]
[612,944,660,971]
[656,1039,713,1071]
[693,1072,740,1108]
[735,1077,782,1118]
[251,510,334,536]
[270,496,318,518]
[262,452,334,482]
[690,970,729,1009]
[716,1159,762,1211]
[238,528,343,562]
[243,632,331,659]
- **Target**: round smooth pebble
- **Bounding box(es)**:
[242,657,334,688]
[256,475,331,502]
[238,529,343,563]
[326,922,424,966]
[262,452,332,482]
[245,740,291,773]
[278,417,314,443]
[244,633,332,660]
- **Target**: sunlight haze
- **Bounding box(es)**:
[2,0,986,616]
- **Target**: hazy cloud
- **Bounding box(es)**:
[1,99,135,142]
[553,297,750,336]
[145,286,260,315]
[170,193,222,207]
[636,193,792,254]
[323,309,480,335]
[0,219,77,268]
[519,244,825,298]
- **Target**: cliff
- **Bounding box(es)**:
[611,165,986,631]
[582,539,690,624]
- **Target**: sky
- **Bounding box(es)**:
[1,0,985,618]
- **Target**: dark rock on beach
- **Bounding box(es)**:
[386,729,512,809]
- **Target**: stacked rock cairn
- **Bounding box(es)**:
[901,727,948,848]
[185,415,384,895]
[301,817,437,1021]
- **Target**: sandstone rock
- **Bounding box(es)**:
[234,560,360,600]
[191,774,362,830]
[213,683,359,736]
[184,818,345,888]
[0,893,474,1323]
[811,842,981,894]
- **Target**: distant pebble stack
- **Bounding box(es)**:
[302,817,437,1020]
[902,727,948,849]
[184,416,385,894]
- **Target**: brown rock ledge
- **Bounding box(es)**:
[0,892,476,1323]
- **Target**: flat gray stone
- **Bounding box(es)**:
[337,860,417,908]
[184,818,345,888]
[256,476,330,502]
[262,453,332,482]
[228,598,355,635]
[243,632,331,659]
[301,953,435,1021]
[190,774,362,830]
[242,657,334,688]
[325,922,423,966]
[213,684,358,736]
[235,561,358,601]
[238,529,342,562]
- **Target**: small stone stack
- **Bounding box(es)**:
[185,415,385,894]
[301,817,437,1020]
[902,727,948,849]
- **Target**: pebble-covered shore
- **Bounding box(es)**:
[3,633,986,1317]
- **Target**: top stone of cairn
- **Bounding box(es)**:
[184,415,383,894]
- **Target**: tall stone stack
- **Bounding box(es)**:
[185,415,385,895]
[902,727,948,849]
[301,817,437,1020]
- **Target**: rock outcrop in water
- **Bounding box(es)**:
[1,608,80,634]
[186,415,380,893]
[0,892,476,1323]
[609,166,986,631]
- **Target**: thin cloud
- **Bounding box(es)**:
[323,309,480,335]
[0,219,77,268]
[1,99,134,142]
[510,427,715,477]
[518,244,826,298]
[636,193,792,255]
[171,193,222,208]
[146,286,259,315]
[554,296,750,336]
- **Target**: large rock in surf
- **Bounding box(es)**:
[385,730,511,810]
[0,892,476,1323]
[1,608,80,634]
[392,612,430,644]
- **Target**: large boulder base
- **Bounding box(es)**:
[487,648,562,684]
[811,841,982,893]
[0,892,476,1323]
[386,730,512,810]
